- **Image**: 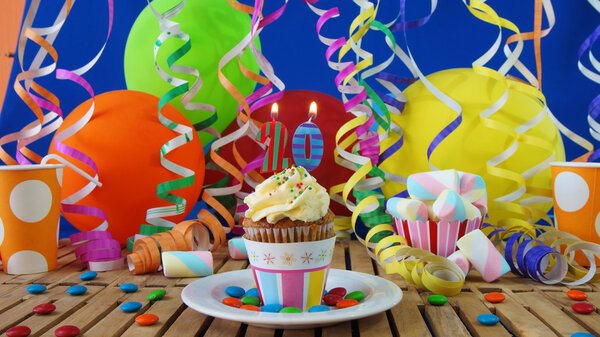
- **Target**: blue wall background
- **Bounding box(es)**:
[1,0,599,237]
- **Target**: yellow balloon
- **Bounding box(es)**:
[379,68,565,225]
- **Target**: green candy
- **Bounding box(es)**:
[148,289,166,301]
[427,294,447,306]
[344,291,365,302]
[279,307,302,313]
[241,296,260,306]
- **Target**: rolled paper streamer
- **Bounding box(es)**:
[386,198,428,222]
[457,171,488,216]
[457,229,510,282]
[432,189,481,222]
[162,251,213,277]
[407,170,460,200]
[228,237,248,260]
[447,250,471,276]
[70,231,123,272]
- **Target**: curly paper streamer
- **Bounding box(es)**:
[143,0,205,228]
[0,0,72,165]
[577,0,600,162]
[484,223,600,285]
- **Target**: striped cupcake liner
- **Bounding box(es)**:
[394,218,482,257]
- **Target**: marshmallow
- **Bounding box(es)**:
[407,170,460,200]
[161,251,213,278]
[458,171,488,216]
[432,189,481,222]
[228,237,248,260]
[447,250,471,276]
[386,198,428,222]
[456,229,510,282]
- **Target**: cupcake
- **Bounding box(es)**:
[242,166,334,243]
[242,166,336,311]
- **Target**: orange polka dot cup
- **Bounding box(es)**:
[0,164,64,274]
[551,162,600,262]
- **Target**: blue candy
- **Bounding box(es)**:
[225,286,245,298]
[477,314,500,326]
[67,285,87,296]
[571,333,595,337]
[308,305,330,313]
[80,271,98,281]
[120,283,138,293]
[27,284,47,294]
[120,301,142,312]
[261,304,283,313]
[245,288,259,298]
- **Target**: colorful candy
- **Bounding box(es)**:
[6,326,31,337]
[120,301,142,313]
[432,189,481,222]
[148,289,166,301]
[308,305,330,312]
[447,250,471,276]
[245,288,259,298]
[279,306,302,313]
[484,292,505,303]
[261,304,283,313]
[79,271,98,281]
[135,313,159,326]
[323,294,343,306]
[572,303,595,314]
[27,284,46,294]
[120,283,138,293]
[457,171,487,214]
[67,285,87,296]
[225,286,245,298]
[327,287,347,297]
[456,229,510,282]
[477,314,500,326]
[54,325,80,337]
[407,170,460,200]
[386,198,428,222]
[161,251,213,278]
[427,295,447,306]
[567,290,588,301]
[336,299,359,308]
[345,291,364,302]
[222,297,243,308]
[241,296,260,306]
[240,305,261,312]
[228,237,248,260]
[33,303,56,315]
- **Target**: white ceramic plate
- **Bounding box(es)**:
[181,268,403,329]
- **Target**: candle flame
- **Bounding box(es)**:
[271,102,279,119]
[309,101,317,118]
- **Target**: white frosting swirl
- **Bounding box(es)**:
[244,166,329,223]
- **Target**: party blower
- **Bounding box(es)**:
[0,154,101,274]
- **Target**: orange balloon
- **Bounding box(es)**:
[48,90,204,244]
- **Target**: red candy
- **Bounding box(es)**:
[33,303,56,315]
[567,290,588,301]
[6,326,31,337]
[336,299,359,309]
[240,305,261,311]
[572,303,595,314]
[328,287,347,297]
[484,292,505,303]
[135,313,159,326]
[222,297,243,308]
[323,294,342,306]
[54,325,80,337]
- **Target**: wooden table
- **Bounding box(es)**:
[0,239,599,337]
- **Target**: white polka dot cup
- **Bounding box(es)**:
[551,162,600,254]
[0,164,64,274]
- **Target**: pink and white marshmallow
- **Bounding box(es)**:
[456,229,510,282]
[432,189,481,222]
[386,198,429,222]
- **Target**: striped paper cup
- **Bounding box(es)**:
[393,218,482,257]
[243,236,335,311]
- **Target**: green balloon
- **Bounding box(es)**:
[124,0,260,146]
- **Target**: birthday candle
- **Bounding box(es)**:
[256,103,289,172]
[292,102,323,171]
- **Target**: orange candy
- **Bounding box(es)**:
[336,299,359,309]
[484,292,505,303]
[135,313,159,326]
[240,305,261,312]
[222,297,243,308]
[567,290,588,301]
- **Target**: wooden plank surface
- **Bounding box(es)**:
[0,242,597,337]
